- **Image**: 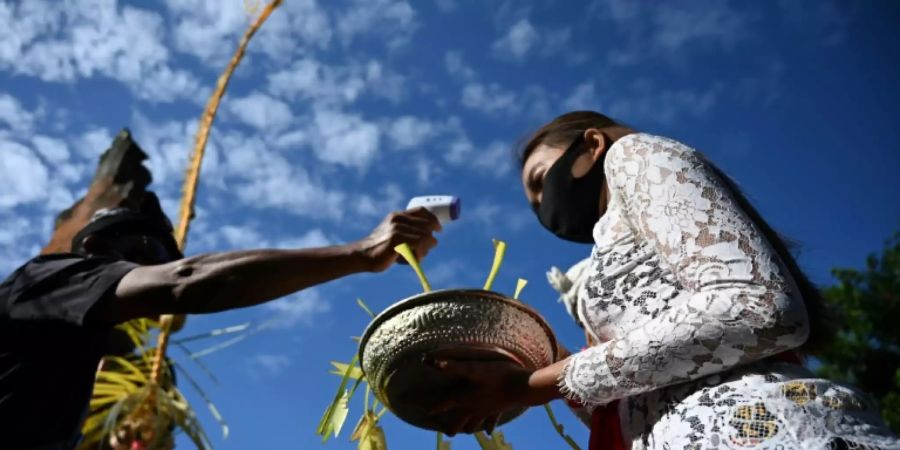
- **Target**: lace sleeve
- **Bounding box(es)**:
[559,134,810,408]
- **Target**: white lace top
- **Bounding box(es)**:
[559,133,899,449]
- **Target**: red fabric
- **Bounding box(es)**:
[590,400,626,450]
[772,350,802,365]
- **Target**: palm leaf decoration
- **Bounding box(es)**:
[78,1,284,448]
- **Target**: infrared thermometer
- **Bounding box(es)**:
[406,195,461,225]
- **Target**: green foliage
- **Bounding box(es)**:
[817,232,900,433]
[542,404,583,450]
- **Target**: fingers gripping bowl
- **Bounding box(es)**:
[359,289,559,431]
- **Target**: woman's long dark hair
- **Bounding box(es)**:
[518,111,833,353]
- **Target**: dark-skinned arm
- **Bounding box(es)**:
[91,208,440,323]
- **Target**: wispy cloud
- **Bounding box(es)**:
[264,289,331,329]
[0,0,201,102]
[0,93,38,133]
[226,92,295,133]
[0,140,49,208]
[245,353,291,379]
[444,51,476,81]
[492,18,539,61]
[563,79,723,126]
[164,0,332,66]
[337,0,417,49]
[589,0,757,66]
[461,82,518,115]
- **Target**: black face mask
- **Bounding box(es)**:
[536,135,607,243]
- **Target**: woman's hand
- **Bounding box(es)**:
[352,208,442,272]
[425,355,569,436]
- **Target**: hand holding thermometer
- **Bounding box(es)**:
[406,195,461,225]
[394,196,459,267]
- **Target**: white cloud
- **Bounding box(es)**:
[165,0,249,64]
[607,81,722,125]
[467,201,532,234]
[268,58,406,107]
[73,128,114,160]
[218,224,267,249]
[0,93,37,133]
[0,213,45,275]
[461,82,518,115]
[589,0,756,66]
[427,259,467,286]
[387,116,440,150]
[435,0,457,13]
[444,51,476,81]
[492,18,539,61]
[562,79,723,125]
[0,140,48,208]
[131,113,203,189]
[310,108,381,169]
[264,289,330,329]
[413,157,437,186]
[31,135,71,165]
[652,3,748,51]
[564,82,600,111]
[164,0,332,67]
[0,0,201,102]
[337,0,417,48]
[227,92,294,132]
[354,184,405,219]
[470,141,512,175]
[268,58,365,106]
[215,224,332,251]
[219,132,348,220]
[278,229,333,249]
[248,354,291,377]
[443,138,512,175]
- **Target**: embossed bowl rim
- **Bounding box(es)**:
[358,288,559,376]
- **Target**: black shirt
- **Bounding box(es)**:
[0,254,137,449]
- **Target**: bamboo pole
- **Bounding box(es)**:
[149,0,284,386]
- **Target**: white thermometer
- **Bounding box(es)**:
[406,195,461,225]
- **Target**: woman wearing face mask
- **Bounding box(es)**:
[428,111,899,449]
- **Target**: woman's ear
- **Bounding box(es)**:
[582,128,608,162]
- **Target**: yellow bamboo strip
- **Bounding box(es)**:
[394,243,432,292]
[150,0,284,386]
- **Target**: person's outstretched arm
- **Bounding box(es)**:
[94,208,440,322]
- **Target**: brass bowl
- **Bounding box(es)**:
[359,289,558,432]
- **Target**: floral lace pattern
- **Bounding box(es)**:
[560,134,899,449]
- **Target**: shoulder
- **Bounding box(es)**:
[605,133,704,187]
[606,133,701,175]
[2,253,124,286]
[1,253,139,322]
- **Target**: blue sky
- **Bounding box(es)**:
[1,0,899,448]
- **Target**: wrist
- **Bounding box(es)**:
[343,241,376,273]
[523,359,568,407]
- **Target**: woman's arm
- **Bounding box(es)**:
[556,134,809,408]
[423,135,809,430]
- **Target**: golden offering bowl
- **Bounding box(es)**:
[359,289,558,432]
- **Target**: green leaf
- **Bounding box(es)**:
[543,403,583,450]
[483,239,507,291]
[357,422,387,450]
[437,432,452,450]
[318,354,359,441]
[330,361,365,380]
[173,322,252,343]
[474,430,513,450]
[357,298,376,318]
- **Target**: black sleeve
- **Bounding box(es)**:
[0,254,139,325]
